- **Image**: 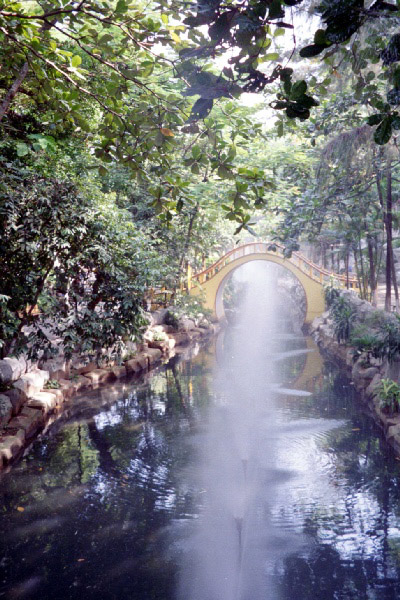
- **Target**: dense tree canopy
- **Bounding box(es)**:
[2,0,400,358]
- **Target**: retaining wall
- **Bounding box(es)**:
[311,291,400,455]
[0,321,218,472]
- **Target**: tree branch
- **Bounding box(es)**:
[0,61,29,121]
[0,27,126,122]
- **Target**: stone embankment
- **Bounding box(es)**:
[0,316,217,471]
[311,290,400,454]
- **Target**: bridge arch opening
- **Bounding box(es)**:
[189,242,343,323]
[217,261,307,326]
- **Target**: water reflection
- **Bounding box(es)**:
[178,262,344,600]
[0,266,400,598]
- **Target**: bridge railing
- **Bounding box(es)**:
[144,288,175,311]
[190,242,359,291]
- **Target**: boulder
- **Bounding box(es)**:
[77,361,97,375]
[110,365,127,379]
[387,423,400,440]
[3,388,24,416]
[151,308,169,326]
[179,317,195,331]
[170,332,190,346]
[146,348,162,364]
[0,433,25,466]
[352,362,379,385]
[0,356,27,385]
[310,316,323,333]
[74,375,93,392]
[39,357,69,380]
[26,391,58,414]
[160,324,175,334]
[13,369,49,400]
[7,407,44,439]
[84,369,116,386]
[366,373,382,398]
[123,341,137,356]
[148,339,169,353]
[191,327,205,338]
[0,362,13,386]
[345,349,355,367]
[0,394,12,428]
[136,355,149,370]
[125,359,142,374]
[44,388,64,406]
[57,379,77,399]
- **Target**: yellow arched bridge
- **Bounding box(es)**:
[188,241,359,324]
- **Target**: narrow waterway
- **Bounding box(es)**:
[2,264,400,600]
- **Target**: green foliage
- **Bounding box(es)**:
[329,296,355,343]
[324,285,340,308]
[2,0,400,363]
[165,293,213,329]
[164,310,180,330]
[380,320,400,364]
[0,161,155,360]
[44,379,61,390]
[223,278,247,313]
[152,331,168,342]
[350,316,400,364]
[176,0,400,145]
[377,378,400,414]
[0,0,187,174]
[350,327,384,363]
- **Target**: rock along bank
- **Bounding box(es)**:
[311,289,400,455]
[0,311,219,472]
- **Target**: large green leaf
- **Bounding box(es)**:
[374,117,392,145]
[300,44,328,58]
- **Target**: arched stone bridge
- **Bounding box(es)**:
[188,242,359,324]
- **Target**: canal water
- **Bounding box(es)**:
[2,265,400,599]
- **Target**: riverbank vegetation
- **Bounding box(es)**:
[3,0,400,360]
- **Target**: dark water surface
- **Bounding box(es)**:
[1,336,400,599]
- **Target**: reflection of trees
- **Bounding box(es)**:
[0,355,213,599]
[87,420,120,477]
[276,361,400,599]
[279,544,374,599]
[4,344,400,599]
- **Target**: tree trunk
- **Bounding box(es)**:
[367,236,377,306]
[0,18,58,121]
[0,62,29,122]
[391,244,399,310]
[386,160,394,311]
[358,239,367,299]
[321,243,327,269]
[177,204,199,283]
[353,248,363,296]
[376,160,392,311]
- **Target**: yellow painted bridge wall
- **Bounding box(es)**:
[189,253,326,325]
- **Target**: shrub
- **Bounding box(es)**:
[330,296,355,343]
[164,309,180,329]
[44,379,61,389]
[365,310,388,330]
[351,331,384,363]
[377,378,400,414]
[165,292,212,329]
[382,321,400,363]
[324,285,340,308]
[152,331,168,342]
